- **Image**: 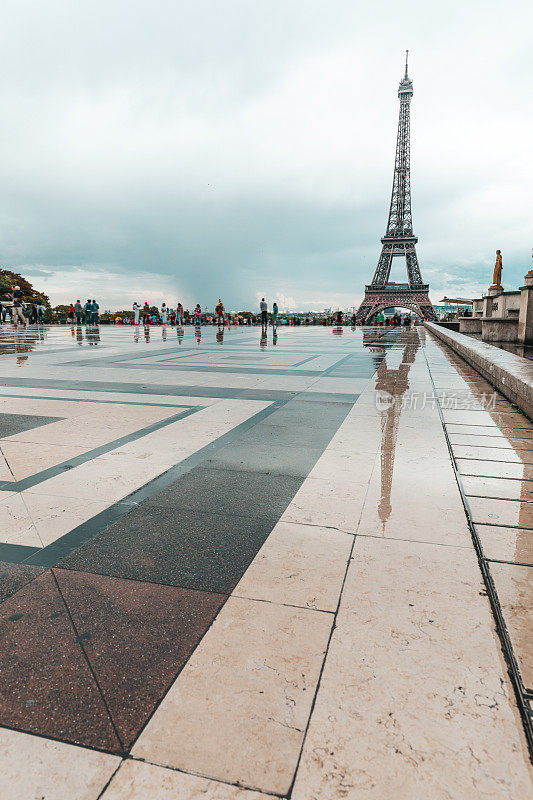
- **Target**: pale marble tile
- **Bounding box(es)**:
[281,470,373,533]
[234,520,352,611]
[21,492,110,546]
[355,422,471,547]
[0,441,88,480]
[448,424,533,439]
[456,458,529,480]
[133,596,333,795]
[468,497,533,528]
[452,445,531,464]
[0,493,43,547]
[24,450,171,503]
[490,562,533,690]
[0,727,120,800]
[102,760,270,799]
[476,524,533,564]
[292,536,533,800]
[462,475,533,501]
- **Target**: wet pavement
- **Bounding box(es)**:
[0,323,531,799]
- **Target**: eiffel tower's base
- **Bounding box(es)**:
[355,283,438,323]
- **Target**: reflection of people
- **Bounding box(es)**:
[216,327,224,343]
[492,250,503,286]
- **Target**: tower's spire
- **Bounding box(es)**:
[404,49,409,79]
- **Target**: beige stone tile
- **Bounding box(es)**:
[452,445,532,463]
[468,497,533,528]
[0,727,120,800]
[449,434,533,450]
[0,440,88,480]
[292,536,533,800]
[447,424,533,438]
[21,492,110,545]
[0,493,43,547]
[24,451,166,503]
[3,403,182,450]
[234,520,352,611]
[476,525,533,564]
[102,759,270,799]
[282,470,373,533]
[133,596,333,795]
[490,562,533,690]
[356,428,470,546]
[462,475,533,501]
[456,458,530,480]
[442,409,526,427]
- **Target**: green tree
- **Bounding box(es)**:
[0,268,51,307]
[50,304,71,323]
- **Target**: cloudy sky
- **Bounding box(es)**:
[0,0,531,312]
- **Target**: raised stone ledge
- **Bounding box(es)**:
[425,321,533,420]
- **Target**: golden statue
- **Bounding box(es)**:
[492,249,503,287]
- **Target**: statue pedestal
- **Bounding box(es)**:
[518,272,533,344]
[484,285,503,318]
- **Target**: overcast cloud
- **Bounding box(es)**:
[0,0,531,311]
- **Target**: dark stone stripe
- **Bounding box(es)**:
[53,396,356,594]
[21,398,293,568]
[0,393,193,408]
[0,376,359,403]
[0,544,41,563]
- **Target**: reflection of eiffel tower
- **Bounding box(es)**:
[370,329,420,528]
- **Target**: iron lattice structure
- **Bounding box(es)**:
[356,53,437,322]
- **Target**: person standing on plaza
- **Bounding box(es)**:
[260,297,268,328]
[194,303,202,324]
[377,310,384,326]
[37,303,45,324]
[11,286,27,326]
[142,302,151,325]
[272,301,278,327]
[67,303,75,323]
[74,299,83,324]
[215,298,224,326]
[176,302,184,325]
[133,301,140,325]
[91,300,99,325]
[161,303,168,325]
[84,299,92,324]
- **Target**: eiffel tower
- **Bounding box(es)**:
[356,53,437,322]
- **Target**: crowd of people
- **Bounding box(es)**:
[0,284,47,325]
[1,284,419,328]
